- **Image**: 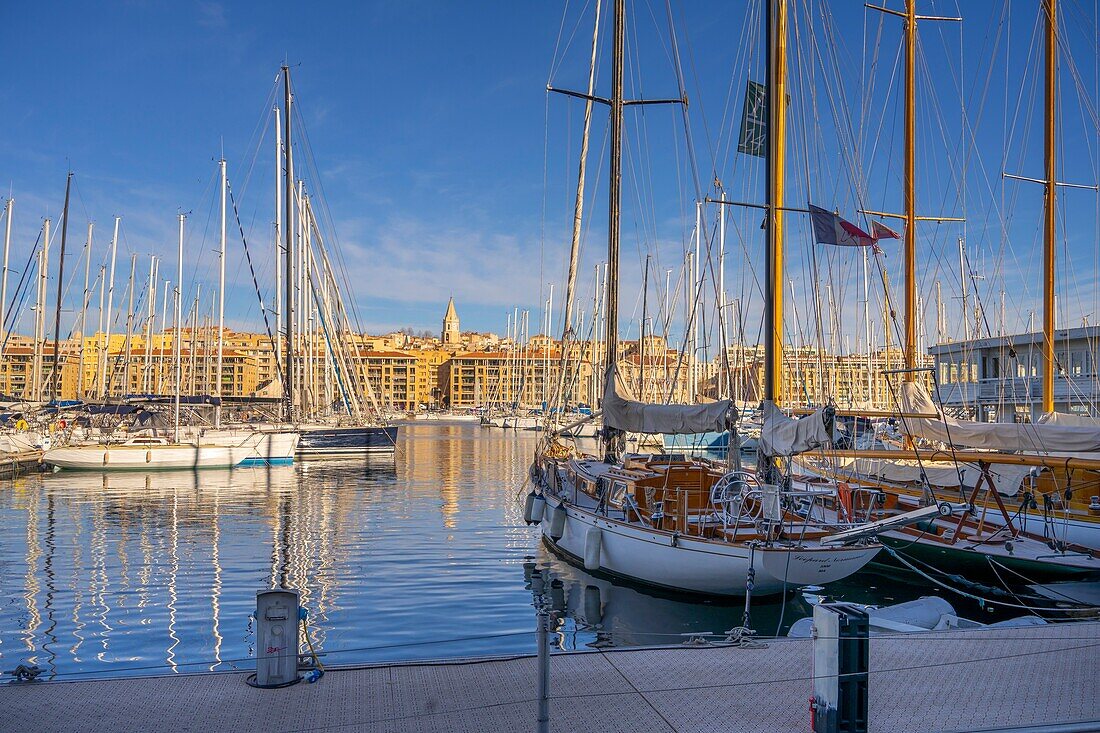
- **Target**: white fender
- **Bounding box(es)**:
[548,504,567,540]
[584,527,602,570]
[524,493,546,524]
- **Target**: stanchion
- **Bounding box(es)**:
[536,608,550,733]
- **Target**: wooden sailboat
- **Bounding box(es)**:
[530,0,892,597]
[789,0,1100,578]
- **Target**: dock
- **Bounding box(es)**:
[5,620,1098,732]
[0,450,43,479]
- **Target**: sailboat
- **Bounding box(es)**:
[274,66,398,457]
[43,210,273,471]
[788,0,1100,578]
[528,0,902,597]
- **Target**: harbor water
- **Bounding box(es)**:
[0,424,1039,680]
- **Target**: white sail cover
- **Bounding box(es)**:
[828,456,1033,496]
[897,381,1100,453]
[601,368,731,435]
[759,401,832,456]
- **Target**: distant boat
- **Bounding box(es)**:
[43,434,262,471]
[296,425,398,457]
[194,427,299,466]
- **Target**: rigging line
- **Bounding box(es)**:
[228,74,281,208]
[227,180,283,389]
[661,0,703,202]
[886,546,1099,612]
[285,102,356,331]
[1,227,43,340]
[547,0,589,86]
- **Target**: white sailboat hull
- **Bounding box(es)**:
[43,440,260,471]
[504,416,544,431]
[197,429,299,466]
[540,493,880,596]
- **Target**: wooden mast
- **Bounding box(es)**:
[603,0,625,458]
[903,0,917,381]
[764,0,787,402]
[1041,0,1057,413]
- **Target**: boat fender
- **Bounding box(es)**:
[146,450,152,463]
[103,450,109,466]
[583,585,603,625]
[548,504,567,540]
[584,527,602,570]
[523,492,545,524]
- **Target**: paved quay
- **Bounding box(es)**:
[5,620,1098,733]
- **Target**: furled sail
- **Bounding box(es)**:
[897,382,1100,453]
[759,401,833,456]
[601,368,732,435]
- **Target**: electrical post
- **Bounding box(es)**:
[536,607,550,733]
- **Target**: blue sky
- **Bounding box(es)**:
[1,1,1097,354]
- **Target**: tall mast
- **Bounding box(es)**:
[562,0,602,337]
[216,157,227,426]
[0,197,12,363]
[640,255,649,400]
[96,265,105,392]
[124,253,136,395]
[282,65,295,422]
[34,219,50,401]
[901,0,918,380]
[602,0,625,458]
[78,221,93,398]
[100,217,119,397]
[1042,0,1057,413]
[764,0,788,402]
[144,256,157,393]
[50,171,73,402]
[174,214,184,441]
[274,106,283,362]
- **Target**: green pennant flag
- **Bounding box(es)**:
[737,80,767,158]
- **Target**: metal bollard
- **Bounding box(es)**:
[811,602,869,733]
[537,608,550,733]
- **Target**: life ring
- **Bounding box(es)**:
[59,419,67,430]
[15,419,28,432]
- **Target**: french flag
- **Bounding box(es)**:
[808,204,874,248]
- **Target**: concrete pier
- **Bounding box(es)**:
[4,620,1098,732]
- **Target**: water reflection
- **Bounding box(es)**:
[0,425,545,678]
[0,425,1075,680]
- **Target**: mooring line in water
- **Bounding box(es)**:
[884,546,1100,613]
